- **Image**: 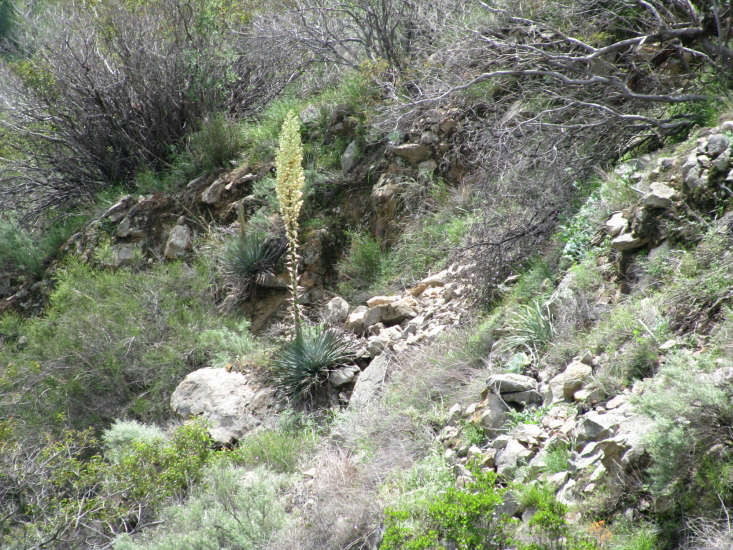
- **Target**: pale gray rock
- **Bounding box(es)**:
[611,232,648,251]
[112,244,138,267]
[345,305,381,334]
[503,390,543,406]
[472,393,508,435]
[102,195,135,223]
[391,143,432,164]
[547,360,593,403]
[707,133,730,157]
[349,354,390,408]
[201,177,227,204]
[341,140,359,173]
[170,367,263,444]
[605,212,628,237]
[643,182,676,209]
[329,364,361,387]
[486,373,538,394]
[324,296,350,325]
[496,439,533,475]
[164,223,192,260]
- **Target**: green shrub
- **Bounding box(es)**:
[381,467,511,550]
[186,114,244,174]
[544,441,570,474]
[113,463,286,550]
[520,484,569,545]
[0,259,258,430]
[518,484,601,550]
[506,406,550,429]
[0,420,212,550]
[607,522,658,550]
[198,319,264,369]
[636,349,733,536]
[103,419,167,464]
[270,325,354,405]
[338,229,383,289]
[134,114,245,193]
[461,422,488,446]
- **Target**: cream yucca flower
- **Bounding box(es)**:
[275,110,306,337]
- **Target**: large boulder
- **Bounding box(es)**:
[170,368,274,444]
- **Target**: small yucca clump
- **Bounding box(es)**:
[220,230,286,298]
[271,325,355,405]
[275,110,306,338]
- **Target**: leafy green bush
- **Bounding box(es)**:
[186,114,244,174]
[0,420,212,550]
[0,259,259,430]
[103,419,167,464]
[113,463,286,550]
[134,114,245,193]
[506,406,550,429]
[381,467,511,550]
[518,484,600,550]
[271,325,354,404]
[543,441,570,474]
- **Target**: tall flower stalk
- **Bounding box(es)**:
[275,110,305,340]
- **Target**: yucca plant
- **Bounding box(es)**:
[499,300,555,362]
[271,325,355,405]
[221,230,286,298]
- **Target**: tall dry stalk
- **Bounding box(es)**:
[275,110,306,340]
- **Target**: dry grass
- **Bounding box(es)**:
[684,518,733,550]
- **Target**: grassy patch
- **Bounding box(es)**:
[0,214,88,278]
[226,411,318,474]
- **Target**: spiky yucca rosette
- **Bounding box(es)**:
[275,110,306,339]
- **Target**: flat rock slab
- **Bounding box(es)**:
[349,354,390,408]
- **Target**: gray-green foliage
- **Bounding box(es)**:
[102,419,167,464]
[113,463,287,550]
[636,350,733,498]
[220,230,285,297]
[199,319,262,368]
